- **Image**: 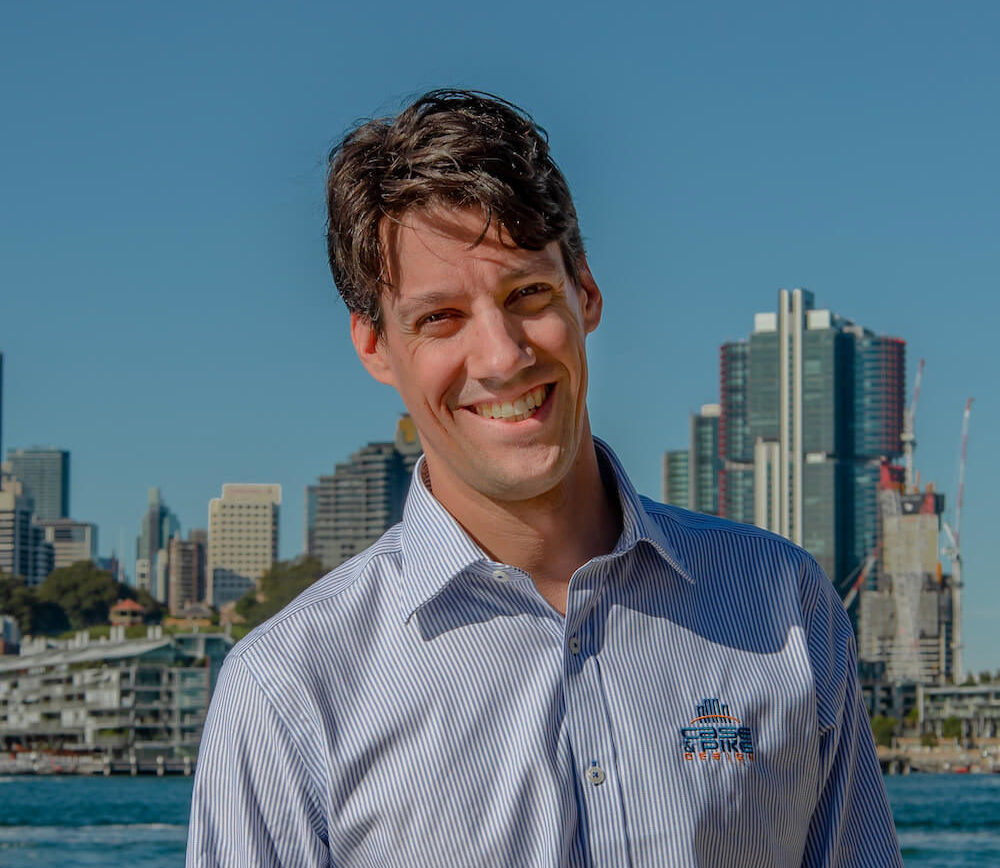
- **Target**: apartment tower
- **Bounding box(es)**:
[308,416,422,571]
[207,484,280,607]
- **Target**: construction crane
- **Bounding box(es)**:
[901,358,925,493]
[941,397,973,683]
[841,543,880,610]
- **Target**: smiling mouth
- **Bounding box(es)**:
[471,384,552,422]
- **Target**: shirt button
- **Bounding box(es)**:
[568,637,581,654]
[586,763,606,786]
[491,569,509,583]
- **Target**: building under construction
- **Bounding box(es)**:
[857,461,955,685]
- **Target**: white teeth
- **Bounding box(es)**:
[474,385,549,420]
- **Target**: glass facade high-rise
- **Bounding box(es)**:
[718,342,754,525]
[661,406,721,515]
[689,405,721,515]
[308,416,422,571]
[715,290,906,593]
[5,448,70,521]
[135,487,180,599]
[661,450,689,509]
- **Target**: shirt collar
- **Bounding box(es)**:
[593,438,693,586]
[396,437,694,623]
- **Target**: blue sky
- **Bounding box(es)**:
[1,2,997,673]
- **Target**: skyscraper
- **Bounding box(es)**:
[207,484,280,607]
[5,448,70,521]
[661,450,689,509]
[308,416,422,571]
[135,487,180,598]
[689,404,721,515]
[718,289,905,589]
[661,405,721,515]
[719,341,754,524]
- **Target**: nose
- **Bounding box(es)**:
[467,307,535,383]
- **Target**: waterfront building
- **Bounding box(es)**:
[167,530,207,615]
[918,682,1000,742]
[0,627,233,761]
[35,518,97,570]
[206,483,280,607]
[308,415,421,571]
[5,448,70,521]
[135,488,179,599]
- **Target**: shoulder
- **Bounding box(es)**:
[226,524,405,674]
[640,496,816,577]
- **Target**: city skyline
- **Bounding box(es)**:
[1,3,997,674]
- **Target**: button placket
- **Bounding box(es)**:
[562,586,630,864]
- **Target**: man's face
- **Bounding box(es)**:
[351,206,602,509]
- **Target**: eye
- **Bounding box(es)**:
[415,309,462,334]
[509,283,552,309]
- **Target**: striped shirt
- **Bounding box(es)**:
[187,439,902,867]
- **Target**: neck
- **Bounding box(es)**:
[424,434,622,615]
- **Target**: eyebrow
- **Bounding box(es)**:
[395,290,459,321]
[394,264,564,320]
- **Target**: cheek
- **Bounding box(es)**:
[394,346,467,408]
[524,315,580,356]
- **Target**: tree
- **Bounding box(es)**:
[0,574,36,633]
[36,562,119,629]
[942,716,962,740]
[0,574,70,635]
[920,732,938,748]
[235,557,326,628]
[870,715,897,748]
[904,707,920,730]
[978,670,993,684]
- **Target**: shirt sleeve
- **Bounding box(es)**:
[186,654,329,868]
[799,555,903,868]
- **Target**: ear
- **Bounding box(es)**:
[575,257,603,334]
[350,313,395,386]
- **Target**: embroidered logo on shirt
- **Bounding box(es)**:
[679,697,755,764]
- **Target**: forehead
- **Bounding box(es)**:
[381,206,564,297]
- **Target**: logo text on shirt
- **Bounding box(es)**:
[680,697,755,764]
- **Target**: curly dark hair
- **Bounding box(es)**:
[325,89,585,333]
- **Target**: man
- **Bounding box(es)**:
[187,90,902,867]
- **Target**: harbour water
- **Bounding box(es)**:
[1,773,998,866]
